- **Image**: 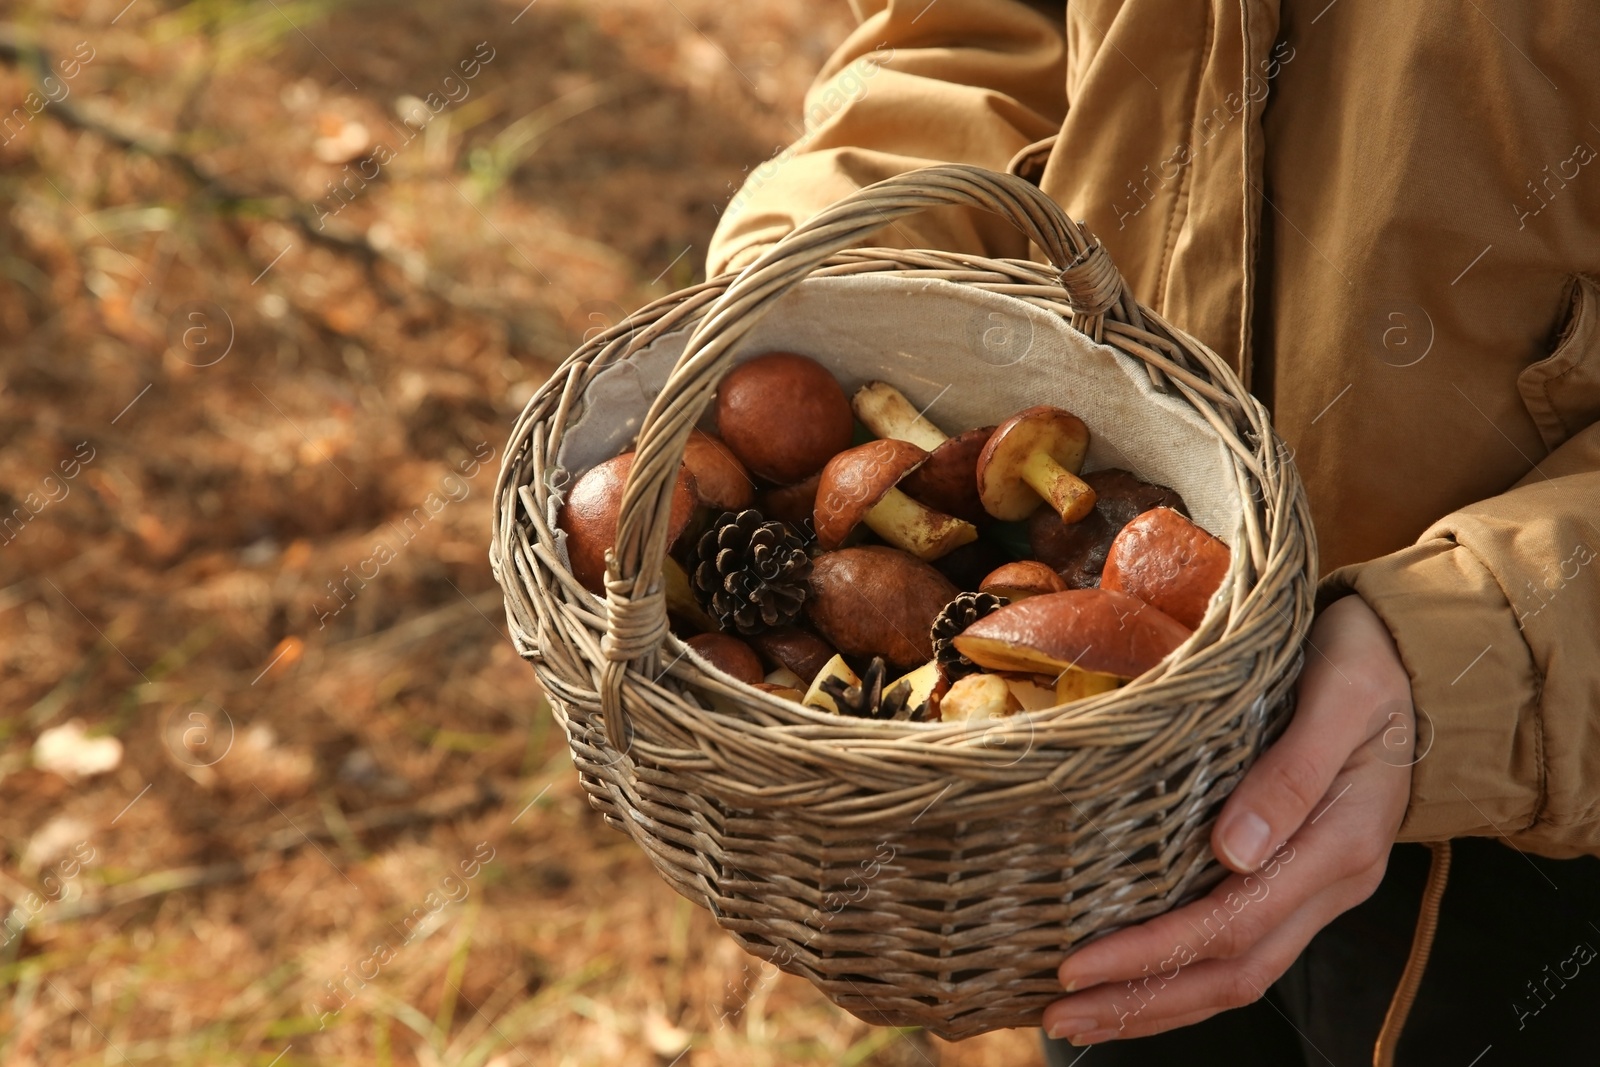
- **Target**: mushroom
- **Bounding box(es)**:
[1028,468,1189,588]
[806,546,959,668]
[557,452,698,593]
[952,588,1192,687]
[715,352,853,485]
[851,382,993,523]
[939,672,1058,722]
[682,430,754,512]
[802,654,861,714]
[975,406,1097,523]
[887,659,944,720]
[759,472,821,530]
[979,560,1068,602]
[813,440,978,561]
[686,633,764,685]
[752,682,805,702]
[763,666,804,689]
[940,674,1020,721]
[1101,507,1231,630]
[748,627,837,688]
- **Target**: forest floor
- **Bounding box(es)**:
[0,1,1046,1064]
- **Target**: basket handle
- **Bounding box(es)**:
[597,164,1131,746]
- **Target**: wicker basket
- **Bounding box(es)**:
[492,165,1316,1039]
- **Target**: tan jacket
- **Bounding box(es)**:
[709,0,1600,859]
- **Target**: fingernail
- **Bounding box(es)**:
[1068,1028,1120,1046]
[1219,811,1271,869]
[1046,1017,1099,1041]
[1062,974,1107,993]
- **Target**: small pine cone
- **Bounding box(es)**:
[689,509,811,636]
[818,657,913,721]
[929,591,1010,680]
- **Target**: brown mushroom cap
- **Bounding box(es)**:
[812,439,929,550]
[748,627,837,686]
[1101,507,1231,630]
[952,588,1191,679]
[714,352,853,485]
[901,426,994,525]
[979,560,1068,601]
[1028,468,1189,587]
[759,472,821,529]
[682,430,754,512]
[686,632,765,685]
[558,453,697,593]
[805,546,959,667]
[976,406,1092,521]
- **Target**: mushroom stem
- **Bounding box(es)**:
[852,382,949,452]
[863,487,979,561]
[1020,451,1097,523]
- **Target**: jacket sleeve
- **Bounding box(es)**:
[705,0,1067,277]
[1321,413,1600,859]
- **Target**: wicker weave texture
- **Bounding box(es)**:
[491,166,1317,1038]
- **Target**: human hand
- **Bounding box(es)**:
[1041,595,1416,1045]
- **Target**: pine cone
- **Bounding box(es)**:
[930,592,1010,680]
[689,509,811,636]
[819,657,913,721]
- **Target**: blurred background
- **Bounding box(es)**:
[0,1,1043,1063]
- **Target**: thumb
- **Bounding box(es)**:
[1211,671,1373,873]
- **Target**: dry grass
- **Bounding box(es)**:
[0,1,1047,1064]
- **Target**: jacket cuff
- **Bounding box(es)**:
[1320,540,1545,843]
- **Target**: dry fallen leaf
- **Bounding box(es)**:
[33,721,123,780]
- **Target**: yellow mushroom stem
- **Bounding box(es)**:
[1019,450,1097,523]
[863,487,979,561]
[851,382,950,452]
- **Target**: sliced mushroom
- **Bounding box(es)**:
[715,352,853,485]
[979,560,1068,602]
[763,666,804,689]
[682,430,754,511]
[940,674,1020,722]
[1101,507,1231,630]
[887,659,942,719]
[806,546,959,668]
[813,439,978,561]
[686,633,764,685]
[976,406,1096,523]
[558,453,698,593]
[952,588,1192,682]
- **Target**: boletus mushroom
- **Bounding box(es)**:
[557,453,697,593]
[953,588,1192,690]
[806,546,959,668]
[851,381,993,523]
[813,439,978,561]
[685,633,764,685]
[1028,468,1189,588]
[976,406,1097,523]
[748,627,837,689]
[1101,507,1231,630]
[940,672,1058,721]
[715,352,853,485]
[979,560,1067,602]
[682,430,754,512]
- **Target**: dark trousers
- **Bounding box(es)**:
[1041,838,1600,1066]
